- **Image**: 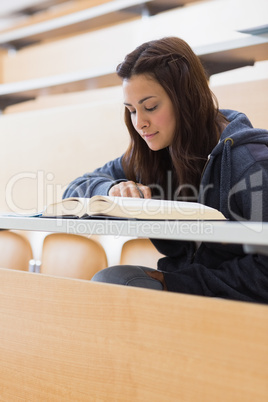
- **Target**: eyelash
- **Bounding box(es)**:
[129,105,157,114]
[146,106,157,112]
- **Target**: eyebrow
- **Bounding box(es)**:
[124,96,157,106]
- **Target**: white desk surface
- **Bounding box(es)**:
[0,216,268,246]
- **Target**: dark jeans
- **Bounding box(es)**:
[91,265,164,290]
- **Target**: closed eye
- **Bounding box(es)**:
[145,105,157,112]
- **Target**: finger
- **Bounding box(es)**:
[108,184,122,196]
[120,181,140,198]
[137,184,151,199]
[109,182,151,198]
[110,182,139,198]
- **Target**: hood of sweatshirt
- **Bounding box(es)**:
[200,109,268,217]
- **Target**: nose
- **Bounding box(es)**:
[134,111,149,131]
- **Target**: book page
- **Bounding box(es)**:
[43,198,86,217]
[88,196,225,220]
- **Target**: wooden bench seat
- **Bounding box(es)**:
[1,5,267,84]
[3,85,122,113]
[0,0,197,49]
[0,1,267,110]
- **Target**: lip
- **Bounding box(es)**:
[142,131,158,139]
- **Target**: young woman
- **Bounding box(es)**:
[64,37,268,303]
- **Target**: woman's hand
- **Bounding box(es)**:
[145,270,167,290]
[109,180,151,199]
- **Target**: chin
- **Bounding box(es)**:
[148,144,165,151]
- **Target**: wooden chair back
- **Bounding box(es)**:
[0,230,33,271]
[41,233,108,279]
[120,238,164,269]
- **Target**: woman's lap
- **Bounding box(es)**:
[91,265,164,290]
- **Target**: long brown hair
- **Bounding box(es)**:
[116,37,225,200]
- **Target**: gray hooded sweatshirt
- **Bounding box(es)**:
[63,110,268,303]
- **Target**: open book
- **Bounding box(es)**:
[41,196,226,220]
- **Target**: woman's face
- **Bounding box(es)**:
[123,74,176,151]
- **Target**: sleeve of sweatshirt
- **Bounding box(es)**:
[161,252,268,303]
[63,156,127,198]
